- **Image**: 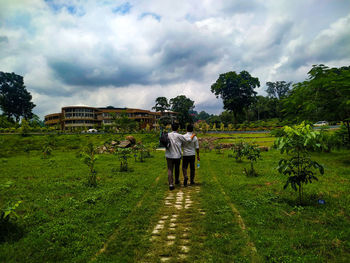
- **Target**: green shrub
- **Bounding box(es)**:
[116,148,131,172]
[1,181,22,224]
[275,122,324,205]
[231,141,246,162]
[81,143,98,187]
[242,143,261,176]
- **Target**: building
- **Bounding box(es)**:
[44,106,177,130]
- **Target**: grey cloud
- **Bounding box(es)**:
[221,0,264,15]
[284,15,350,71]
[0,36,8,43]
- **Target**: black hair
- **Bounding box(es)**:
[187,124,194,132]
[171,123,179,131]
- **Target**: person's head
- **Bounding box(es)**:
[171,123,179,131]
[187,124,194,132]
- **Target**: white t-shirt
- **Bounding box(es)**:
[182,132,199,156]
[165,131,193,159]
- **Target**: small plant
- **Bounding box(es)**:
[231,141,246,162]
[42,144,52,159]
[116,148,131,172]
[81,143,98,187]
[214,141,223,154]
[201,141,210,152]
[1,201,22,223]
[242,143,261,176]
[275,122,324,205]
[19,119,30,137]
[135,143,146,162]
[1,181,22,224]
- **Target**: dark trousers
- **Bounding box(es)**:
[182,155,195,182]
[166,158,181,185]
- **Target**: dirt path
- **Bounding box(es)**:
[141,185,205,262]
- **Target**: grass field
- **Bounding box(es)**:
[0,133,349,262]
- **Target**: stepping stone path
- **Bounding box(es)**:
[142,185,205,262]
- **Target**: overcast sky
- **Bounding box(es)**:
[1,0,350,118]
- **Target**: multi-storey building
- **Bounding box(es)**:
[44,106,177,130]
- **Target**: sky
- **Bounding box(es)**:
[1,0,350,119]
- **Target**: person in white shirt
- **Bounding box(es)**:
[166,123,195,190]
[182,124,200,186]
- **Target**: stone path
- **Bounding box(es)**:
[142,185,205,262]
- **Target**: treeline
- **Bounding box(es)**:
[189,64,349,127]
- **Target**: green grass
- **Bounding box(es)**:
[0,134,349,262]
[201,149,350,262]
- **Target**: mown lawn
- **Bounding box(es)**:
[0,134,349,262]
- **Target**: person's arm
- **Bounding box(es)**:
[180,133,196,142]
[196,148,200,161]
[195,138,200,161]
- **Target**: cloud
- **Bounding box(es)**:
[0,0,349,118]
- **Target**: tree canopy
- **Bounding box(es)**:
[152,97,169,113]
[266,81,292,99]
[0,72,35,122]
[169,95,195,128]
[211,70,260,123]
[282,64,350,122]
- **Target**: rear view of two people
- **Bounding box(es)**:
[165,123,199,190]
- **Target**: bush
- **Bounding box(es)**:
[275,122,324,205]
[242,143,261,176]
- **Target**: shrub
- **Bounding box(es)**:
[1,181,22,224]
[201,141,210,152]
[116,148,131,172]
[81,143,98,187]
[275,122,324,205]
[231,141,246,162]
[242,143,261,176]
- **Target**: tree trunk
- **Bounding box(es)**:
[345,120,350,146]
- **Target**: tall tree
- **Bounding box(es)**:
[266,81,292,99]
[282,64,350,122]
[282,64,350,142]
[197,110,211,121]
[169,95,195,128]
[211,70,260,123]
[152,97,170,113]
[0,72,35,122]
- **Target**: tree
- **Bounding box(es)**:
[219,111,235,126]
[110,111,137,133]
[276,122,324,205]
[282,64,350,135]
[169,95,195,128]
[249,96,278,121]
[152,97,170,113]
[0,72,35,122]
[266,81,292,99]
[197,111,211,121]
[211,70,260,124]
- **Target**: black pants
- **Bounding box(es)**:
[166,158,181,185]
[182,155,195,182]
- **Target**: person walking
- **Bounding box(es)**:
[166,123,195,190]
[182,124,200,186]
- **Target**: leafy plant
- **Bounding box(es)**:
[116,148,131,172]
[81,143,98,187]
[231,141,246,162]
[1,201,22,223]
[1,181,22,224]
[42,144,52,159]
[135,143,146,162]
[19,119,30,137]
[201,141,210,152]
[214,141,223,154]
[242,143,261,176]
[275,122,324,204]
